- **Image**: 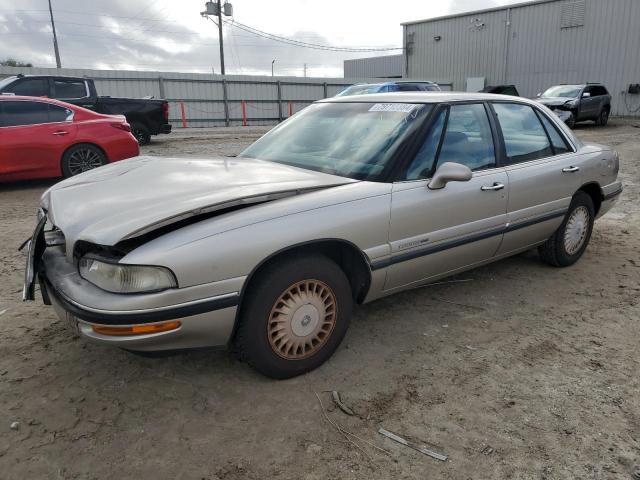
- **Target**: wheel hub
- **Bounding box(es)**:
[564,206,589,255]
[267,279,337,360]
[291,304,320,337]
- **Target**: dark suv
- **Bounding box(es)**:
[536,83,611,128]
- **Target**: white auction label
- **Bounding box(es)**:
[368,103,418,113]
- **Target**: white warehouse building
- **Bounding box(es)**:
[401,0,640,116]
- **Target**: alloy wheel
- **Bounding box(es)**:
[67,148,104,175]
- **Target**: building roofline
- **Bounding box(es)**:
[401,0,561,26]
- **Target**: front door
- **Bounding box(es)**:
[384,103,508,291]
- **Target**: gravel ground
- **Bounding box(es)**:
[0,121,639,479]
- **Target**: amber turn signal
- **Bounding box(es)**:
[92,321,181,337]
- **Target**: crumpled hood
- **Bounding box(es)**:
[538,97,575,107]
[41,156,355,253]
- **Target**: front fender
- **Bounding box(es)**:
[121,184,392,288]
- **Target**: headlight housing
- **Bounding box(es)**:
[563,100,577,108]
[78,257,177,293]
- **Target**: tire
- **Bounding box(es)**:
[538,191,595,267]
[131,122,151,146]
[235,255,353,379]
[595,108,610,126]
[61,144,107,178]
[565,112,576,129]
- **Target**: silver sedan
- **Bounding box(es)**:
[24,93,622,378]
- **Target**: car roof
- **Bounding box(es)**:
[320,91,538,105]
[0,95,78,109]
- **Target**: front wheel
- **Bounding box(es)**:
[565,112,576,129]
[539,191,595,267]
[61,144,107,178]
[235,255,353,379]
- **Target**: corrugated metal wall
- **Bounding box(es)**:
[404,0,640,116]
[0,66,382,127]
[344,55,403,78]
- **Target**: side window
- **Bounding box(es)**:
[5,78,48,97]
[405,109,446,180]
[53,79,87,99]
[537,111,571,154]
[1,101,50,126]
[493,103,553,164]
[397,84,421,92]
[435,103,496,171]
[48,104,74,123]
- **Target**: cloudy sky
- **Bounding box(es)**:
[1,0,523,77]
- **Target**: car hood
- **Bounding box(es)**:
[41,156,356,254]
[538,97,576,107]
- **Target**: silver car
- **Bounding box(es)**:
[23,93,622,379]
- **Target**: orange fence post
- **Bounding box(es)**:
[180,101,187,128]
[242,100,247,127]
[288,101,293,117]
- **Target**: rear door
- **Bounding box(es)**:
[490,102,582,255]
[384,103,508,290]
[0,101,77,179]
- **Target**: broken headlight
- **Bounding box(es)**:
[78,257,177,293]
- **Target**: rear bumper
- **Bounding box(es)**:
[160,124,172,134]
[598,181,623,218]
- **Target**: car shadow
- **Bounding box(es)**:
[0,178,60,192]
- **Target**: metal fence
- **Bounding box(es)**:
[0,66,395,128]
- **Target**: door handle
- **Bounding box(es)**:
[481,182,505,191]
[52,131,69,136]
[562,166,580,173]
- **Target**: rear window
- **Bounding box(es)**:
[0,101,73,127]
[54,79,87,99]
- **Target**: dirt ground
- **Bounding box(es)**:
[0,120,639,480]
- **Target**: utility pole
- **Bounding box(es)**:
[303,63,307,77]
[216,0,225,75]
[201,1,233,76]
[48,0,62,68]
[271,59,275,77]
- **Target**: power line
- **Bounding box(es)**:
[223,18,403,52]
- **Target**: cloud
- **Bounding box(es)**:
[0,0,513,76]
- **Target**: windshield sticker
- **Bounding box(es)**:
[368,103,418,113]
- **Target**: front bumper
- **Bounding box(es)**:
[27,239,242,351]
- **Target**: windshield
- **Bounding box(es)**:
[336,84,383,97]
[0,77,17,91]
[239,102,432,181]
[541,85,581,98]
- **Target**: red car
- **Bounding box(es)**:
[0,96,139,182]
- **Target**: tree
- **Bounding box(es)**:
[0,59,33,67]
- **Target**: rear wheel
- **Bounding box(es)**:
[595,108,610,126]
[235,255,353,379]
[131,122,151,145]
[61,144,107,178]
[539,191,595,267]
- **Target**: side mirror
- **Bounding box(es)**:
[582,92,591,98]
[428,162,472,190]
